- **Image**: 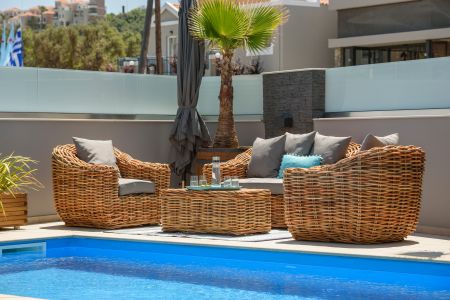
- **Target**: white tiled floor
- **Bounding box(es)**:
[1,222,450,263]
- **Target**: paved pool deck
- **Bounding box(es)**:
[1,222,449,263]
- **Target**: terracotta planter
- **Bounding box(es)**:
[195,147,250,175]
[0,193,27,229]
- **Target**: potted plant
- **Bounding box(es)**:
[0,154,42,229]
[189,0,287,149]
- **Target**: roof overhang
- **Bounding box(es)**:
[328,0,417,10]
[329,27,450,48]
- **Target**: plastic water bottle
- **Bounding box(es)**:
[211,156,221,187]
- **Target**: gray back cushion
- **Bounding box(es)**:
[312,133,352,164]
[360,133,399,151]
[73,137,117,167]
[284,131,316,155]
[248,135,286,178]
[118,178,155,196]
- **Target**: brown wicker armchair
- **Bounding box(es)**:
[203,143,362,228]
[52,144,170,229]
[284,145,425,244]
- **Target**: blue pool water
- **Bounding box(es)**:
[0,237,449,300]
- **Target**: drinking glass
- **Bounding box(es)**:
[231,176,239,188]
[223,176,232,187]
[199,175,207,186]
[190,175,198,187]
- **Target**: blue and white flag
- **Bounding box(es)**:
[9,27,23,67]
[0,22,6,66]
[3,23,14,66]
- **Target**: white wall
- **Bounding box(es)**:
[280,5,337,70]
[227,5,337,73]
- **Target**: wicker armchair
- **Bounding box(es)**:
[52,144,170,229]
[284,145,425,244]
[203,143,362,228]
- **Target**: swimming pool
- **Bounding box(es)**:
[0,237,449,300]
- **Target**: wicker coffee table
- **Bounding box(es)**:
[161,188,271,235]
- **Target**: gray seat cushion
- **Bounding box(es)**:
[239,178,284,195]
[285,131,316,155]
[312,133,352,164]
[118,178,155,196]
[360,133,399,151]
[247,135,286,178]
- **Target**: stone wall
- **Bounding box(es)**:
[262,69,326,138]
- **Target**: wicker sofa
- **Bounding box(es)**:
[52,144,170,229]
[284,145,425,244]
[203,142,362,228]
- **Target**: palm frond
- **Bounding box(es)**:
[189,0,249,51]
[188,0,287,53]
[245,4,288,52]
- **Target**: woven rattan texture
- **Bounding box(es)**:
[203,142,361,228]
[161,189,271,235]
[52,144,170,229]
[284,145,425,244]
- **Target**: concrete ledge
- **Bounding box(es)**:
[329,0,416,10]
[28,214,61,225]
[416,225,450,237]
[329,28,450,48]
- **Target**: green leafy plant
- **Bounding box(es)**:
[189,0,287,147]
[0,154,43,216]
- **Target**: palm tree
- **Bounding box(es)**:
[38,6,47,30]
[139,0,154,74]
[155,0,163,74]
[189,0,287,148]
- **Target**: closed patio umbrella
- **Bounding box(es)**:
[169,0,211,177]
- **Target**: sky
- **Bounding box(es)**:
[0,0,169,14]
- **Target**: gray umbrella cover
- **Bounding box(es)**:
[169,0,211,176]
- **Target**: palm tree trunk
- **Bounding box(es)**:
[139,0,154,74]
[155,0,163,74]
[213,51,239,148]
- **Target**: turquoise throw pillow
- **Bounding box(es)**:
[277,154,322,179]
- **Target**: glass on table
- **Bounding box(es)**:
[199,175,208,186]
[223,176,232,187]
[231,176,239,188]
[190,175,199,187]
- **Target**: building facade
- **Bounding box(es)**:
[0,0,105,29]
[145,0,337,75]
[328,0,450,66]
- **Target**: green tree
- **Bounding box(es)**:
[189,0,287,147]
[24,22,125,71]
[38,6,48,30]
[22,28,36,66]
[106,8,146,34]
[122,30,141,57]
[27,17,41,31]
[77,22,125,71]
